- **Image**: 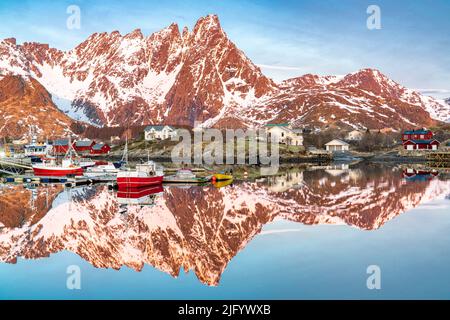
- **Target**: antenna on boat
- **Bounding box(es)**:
[122,135,129,165]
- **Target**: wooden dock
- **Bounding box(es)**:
[1,175,117,187]
[0,158,32,175]
[426,152,450,168]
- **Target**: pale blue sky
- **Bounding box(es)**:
[0,0,449,97]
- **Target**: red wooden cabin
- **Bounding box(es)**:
[90,143,111,155]
[73,140,96,153]
[402,129,433,142]
[52,139,70,154]
[403,139,440,151]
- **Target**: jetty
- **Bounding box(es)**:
[426,152,450,168]
[1,174,117,188]
[0,158,33,175]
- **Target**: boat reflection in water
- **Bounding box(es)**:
[117,186,164,206]
[0,164,449,287]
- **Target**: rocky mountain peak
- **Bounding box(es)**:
[0,15,447,132]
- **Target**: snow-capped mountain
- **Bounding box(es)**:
[0,74,75,137]
[0,14,448,134]
[0,166,448,286]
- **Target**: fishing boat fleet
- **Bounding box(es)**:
[17,134,234,190]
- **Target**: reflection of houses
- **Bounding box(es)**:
[144,125,178,141]
[265,123,303,146]
[267,171,304,192]
[402,168,439,182]
[325,139,349,152]
[325,163,350,176]
[402,129,440,151]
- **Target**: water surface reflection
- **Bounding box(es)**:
[0,164,448,286]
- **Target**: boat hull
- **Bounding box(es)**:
[117,175,164,189]
[33,166,84,177]
[117,186,164,199]
[213,173,233,181]
[163,176,210,184]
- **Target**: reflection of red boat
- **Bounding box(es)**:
[117,186,164,206]
[117,186,164,199]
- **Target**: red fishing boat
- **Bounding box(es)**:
[32,136,83,177]
[32,158,84,177]
[116,161,164,189]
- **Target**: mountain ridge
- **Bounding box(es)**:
[0,14,448,137]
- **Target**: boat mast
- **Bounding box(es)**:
[65,135,79,159]
[121,135,129,165]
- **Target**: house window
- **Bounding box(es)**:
[281,133,284,137]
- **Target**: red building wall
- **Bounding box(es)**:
[73,142,95,153]
[90,144,111,155]
[402,131,433,142]
[53,145,69,154]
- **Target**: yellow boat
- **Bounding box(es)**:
[213,179,233,189]
[213,173,233,181]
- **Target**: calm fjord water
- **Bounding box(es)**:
[0,164,449,299]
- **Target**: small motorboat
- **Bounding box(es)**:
[213,172,233,181]
[213,179,233,189]
[163,169,211,184]
[78,158,96,169]
[117,161,164,189]
[84,163,121,178]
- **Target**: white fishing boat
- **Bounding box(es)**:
[84,163,120,178]
[24,126,52,158]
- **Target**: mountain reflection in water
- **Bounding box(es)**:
[0,164,449,286]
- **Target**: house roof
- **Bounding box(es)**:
[92,143,107,150]
[266,125,293,133]
[265,123,290,127]
[75,140,93,147]
[325,139,350,146]
[348,130,365,134]
[404,129,431,135]
[403,139,440,145]
[53,139,69,146]
[144,125,175,131]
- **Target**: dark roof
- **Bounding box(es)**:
[92,143,108,150]
[53,139,69,146]
[404,130,431,135]
[75,140,94,147]
[265,123,289,127]
[404,139,440,144]
[144,125,175,131]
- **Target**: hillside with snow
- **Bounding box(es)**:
[0,14,449,134]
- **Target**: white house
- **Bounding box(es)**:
[265,124,303,146]
[144,125,178,141]
[346,130,365,141]
[325,139,350,152]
